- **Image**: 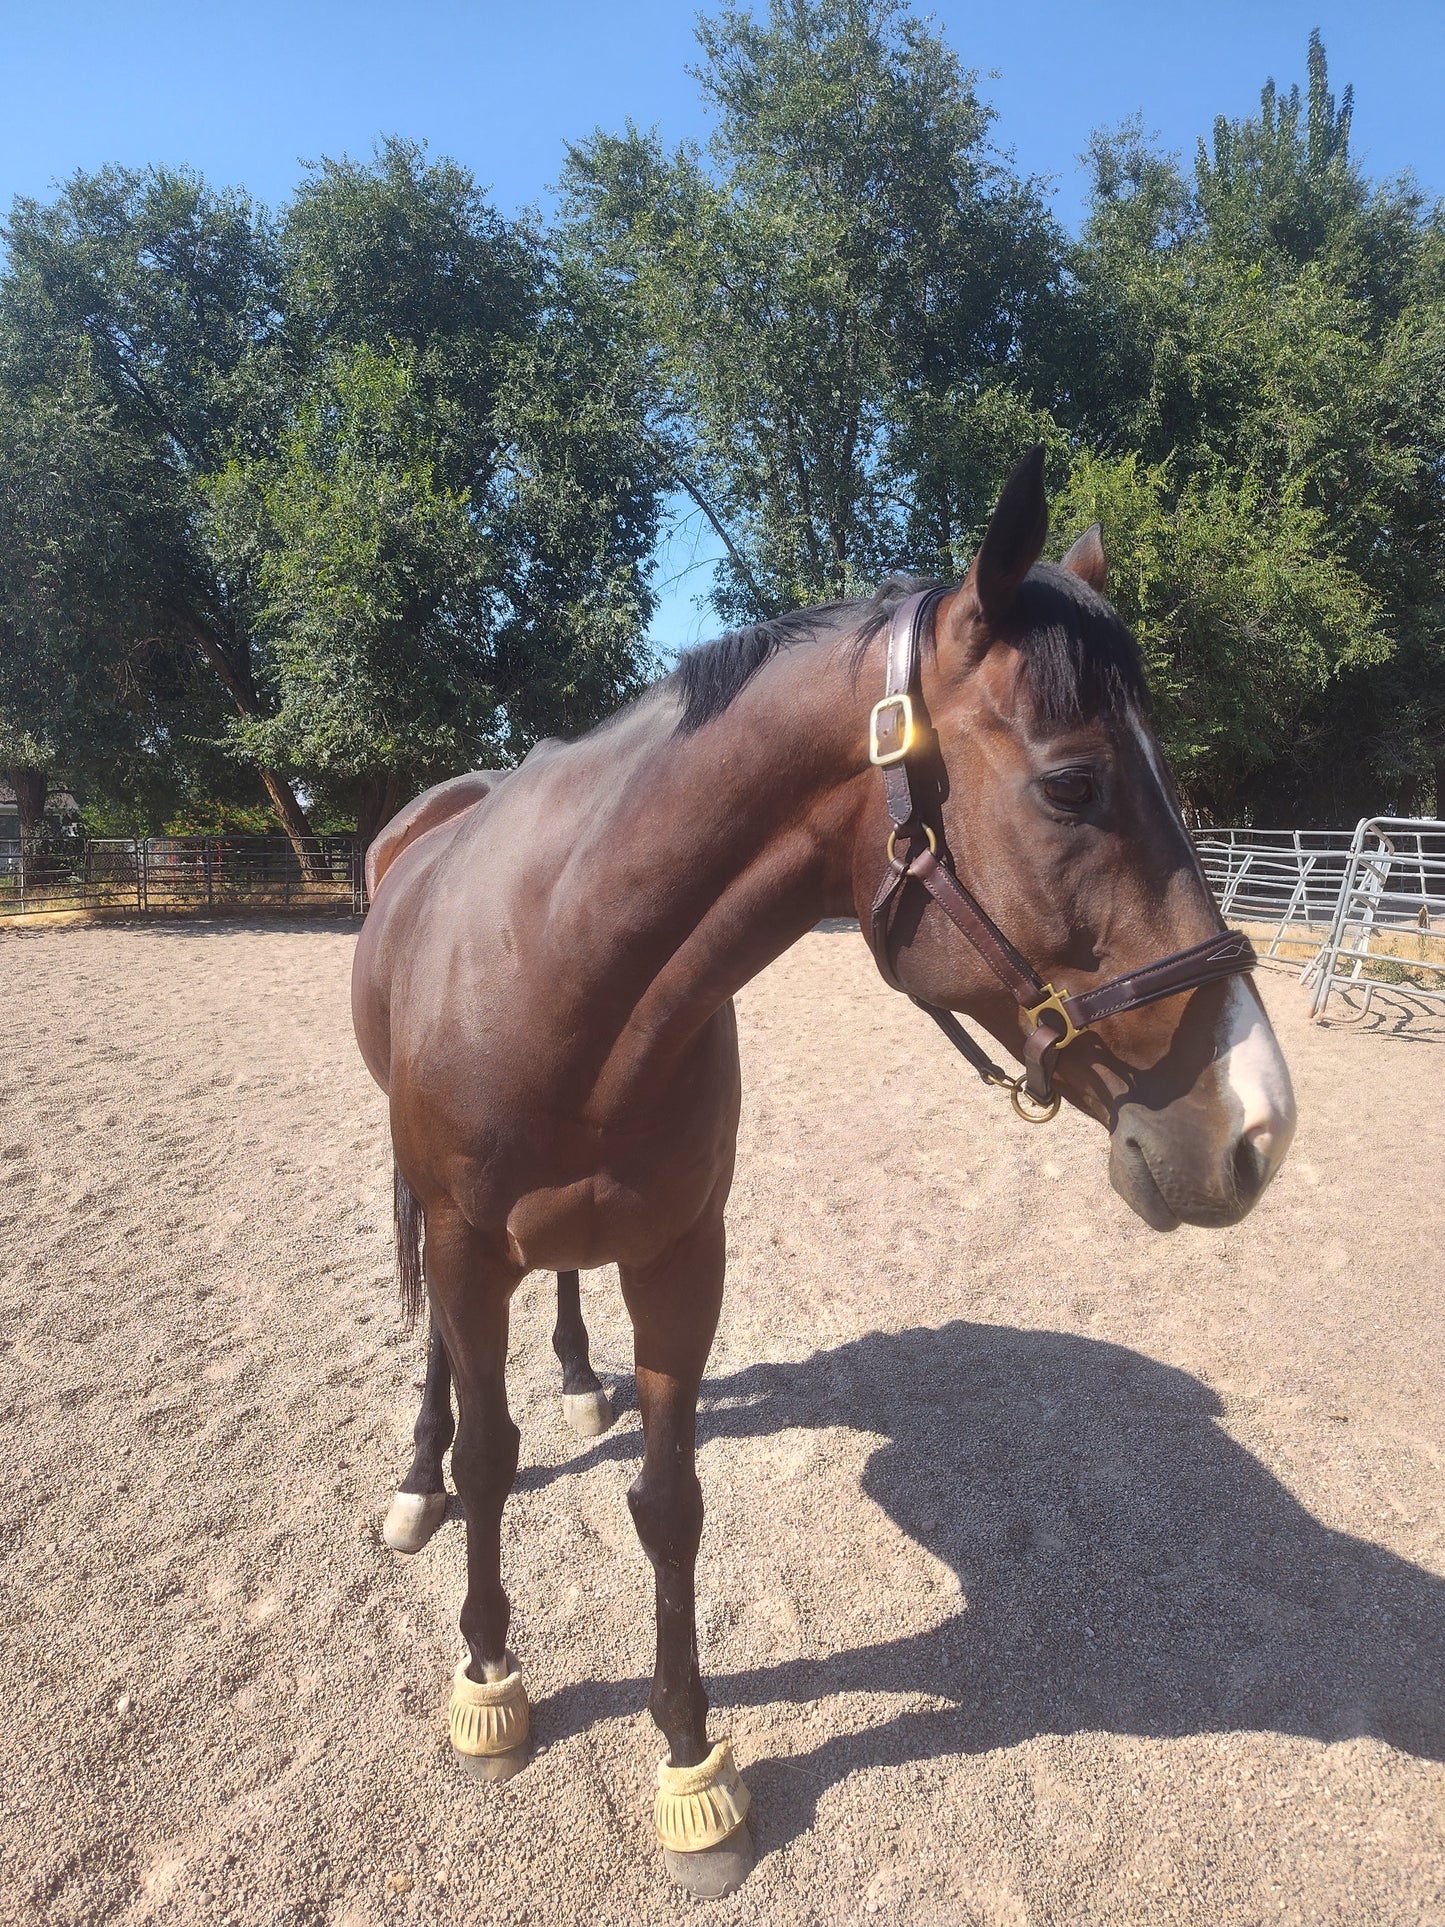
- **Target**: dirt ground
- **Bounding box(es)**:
[0,917,1441,1927]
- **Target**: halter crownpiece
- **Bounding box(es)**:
[865,589,1257,1122]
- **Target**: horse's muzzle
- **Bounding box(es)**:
[1107,1106,1291,1232]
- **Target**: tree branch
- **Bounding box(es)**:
[648,436,774,618]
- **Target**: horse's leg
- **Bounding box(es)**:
[552,1269,615,1437]
[620,1213,753,1898]
[382,1310,454,1554]
[426,1206,530,1782]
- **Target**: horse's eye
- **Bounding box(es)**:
[1042,770,1095,811]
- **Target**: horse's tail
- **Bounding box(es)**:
[393,1162,425,1333]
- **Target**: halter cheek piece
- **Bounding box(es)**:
[865,589,1257,1122]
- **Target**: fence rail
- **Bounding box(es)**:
[4,822,1443,1023]
[1194,825,1380,963]
[0,836,363,919]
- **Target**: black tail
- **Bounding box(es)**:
[393,1162,425,1332]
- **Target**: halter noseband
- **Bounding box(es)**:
[865,589,1256,1122]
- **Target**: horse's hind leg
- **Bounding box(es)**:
[621,1212,753,1898]
[382,1311,453,1554]
[427,1206,530,1782]
[553,1269,615,1437]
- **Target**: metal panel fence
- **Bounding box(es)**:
[1302,818,1445,1019]
[1194,825,1381,964]
[1196,818,1445,1016]
[4,822,1442,1023]
[0,836,363,919]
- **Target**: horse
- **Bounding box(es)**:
[350,448,1296,1896]
[364,778,618,1555]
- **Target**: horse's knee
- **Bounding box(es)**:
[453,1414,520,1503]
[628,1466,704,1567]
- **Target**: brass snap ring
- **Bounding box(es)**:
[886,823,938,867]
[1009,1078,1061,1124]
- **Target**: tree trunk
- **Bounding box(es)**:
[8,767,48,852]
[259,769,320,871]
[181,612,320,873]
[355,772,407,856]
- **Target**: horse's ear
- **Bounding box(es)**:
[1060,522,1108,594]
[967,445,1049,619]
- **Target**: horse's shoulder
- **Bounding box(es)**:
[366,770,509,899]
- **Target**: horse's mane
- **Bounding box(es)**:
[671,577,931,733]
[671,563,1145,735]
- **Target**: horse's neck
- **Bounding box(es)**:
[572,633,871,1087]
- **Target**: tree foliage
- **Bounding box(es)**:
[207,141,662,842]
[0,356,241,841]
[0,18,1439,833]
[1064,30,1444,817]
[562,0,1064,619]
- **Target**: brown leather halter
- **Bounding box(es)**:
[865,589,1257,1122]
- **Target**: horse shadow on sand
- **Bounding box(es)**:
[520,1319,1444,1854]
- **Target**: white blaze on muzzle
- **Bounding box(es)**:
[1214,976,1297,1189]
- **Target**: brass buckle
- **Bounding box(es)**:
[869,693,915,767]
[1022,983,1084,1051]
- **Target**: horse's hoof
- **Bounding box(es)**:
[655,1739,753,1894]
[561,1388,615,1437]
[381,1490,447,1554]
[453,1740,530,1783]
[663,1824,754,1898]
[449,1657,529,1780]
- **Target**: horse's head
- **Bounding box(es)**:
[857,448,1295,1229]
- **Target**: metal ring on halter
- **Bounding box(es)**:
[886,823,937,866]
[1009,1078,1061,1123]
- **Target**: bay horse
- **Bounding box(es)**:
[350,449,1296,1896]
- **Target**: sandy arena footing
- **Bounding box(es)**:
[0,917,1441,1925]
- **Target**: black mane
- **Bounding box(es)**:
[670,563,1145,735]
[672,577,933,734]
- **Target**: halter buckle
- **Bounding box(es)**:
[1022,984,1084,1051]
[869,693,915,766]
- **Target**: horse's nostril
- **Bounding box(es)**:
[1232,1133,1268,1204]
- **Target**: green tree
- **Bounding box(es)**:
[1052,451,1387,818]
[0,165,318,852]
[1,367,151,843]
[1066,35,1445,819]
[212,143,662,844]
[563,0,1065,621]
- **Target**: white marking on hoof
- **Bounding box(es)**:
[381,1490,447,1554]
[562,1389,615,1437]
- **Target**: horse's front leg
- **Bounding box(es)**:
[382,1310,454,1553]
[621,1211,754,1898]
[424,1205,530,1782]
[552,1268,616,1437]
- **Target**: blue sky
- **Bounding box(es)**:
[3,1,1441,652]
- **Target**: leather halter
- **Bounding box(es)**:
[865,589,1257,1120]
